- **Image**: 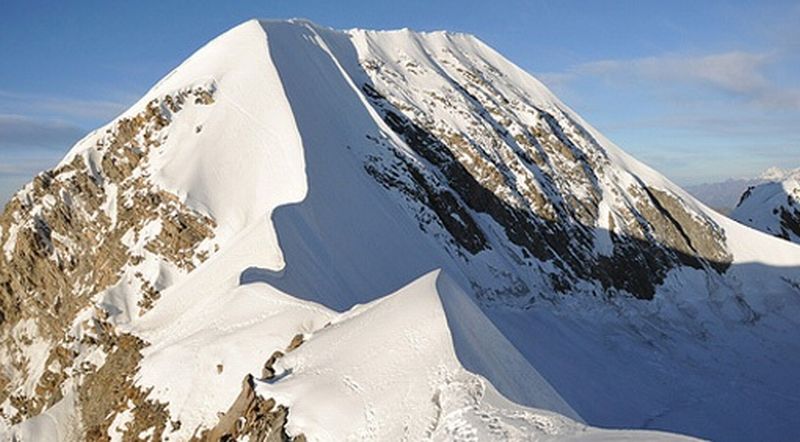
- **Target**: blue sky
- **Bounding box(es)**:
[1,0,798,203]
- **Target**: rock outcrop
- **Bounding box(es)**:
[0,86,220,429]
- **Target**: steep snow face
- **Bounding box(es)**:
[0,20,308,428]
[61,20,307,242]
[2,17,800,442]
[732,175,800,244]
[257,271,691,442]
[277,20,734,303]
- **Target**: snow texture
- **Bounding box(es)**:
[7,19,800,441]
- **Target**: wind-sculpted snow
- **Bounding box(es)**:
[253,271,692,441]
[2,18,800,441]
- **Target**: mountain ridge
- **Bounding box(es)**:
[1,19,800,441]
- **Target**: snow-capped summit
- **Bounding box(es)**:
[732,173,800,244]
[1,19,800,441]
[684,166,800,213]
[758,166,800,182]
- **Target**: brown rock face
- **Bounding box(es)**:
[202,334,308,442]
[200,375,293,442]
[0,86,219,428]
[78,326,170,441]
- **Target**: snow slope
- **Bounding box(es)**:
[258,271,691,441]
[62,19,307,244]
[10,261,695,440]
[4,18,800,441]
[685,167,800,213]
[731,173,800,244]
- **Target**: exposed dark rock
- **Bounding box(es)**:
[261,351,284,380]
[203,332,309,442]
[200,375,299,442]
[360,78,732,301]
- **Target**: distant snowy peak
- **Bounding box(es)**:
[732,175,800,244]
[685,179,761,213]
[686,166,800,212]
[758,166,800,182]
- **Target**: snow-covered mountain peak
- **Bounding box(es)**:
[2,18,800,441]
[732,171,800,244]
[758,166,800,182]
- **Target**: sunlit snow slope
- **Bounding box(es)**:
[3,19,800,441]
[732,171,800,244]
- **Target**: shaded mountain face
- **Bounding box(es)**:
[732,173,800,244]
[265,21,733,304]
[1,19,799,441]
